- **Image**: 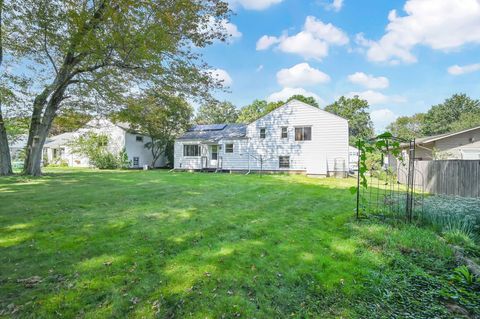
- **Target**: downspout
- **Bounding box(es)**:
[246,137,251,175]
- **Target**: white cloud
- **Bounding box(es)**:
[229,0,283,10]
[358,0,480,64]
[448,63,480,75]
[370,108,398,133]
[256,16,349,60]
[267,87,324,105]
[203,18,242,43]
[347,72,389,89]
[256,35,281,50]
[223,20,242,40]
[276,63,330,87]
[208,69,233,86]
[346,90,406,105]
[256,65,264,72]
[325,0,343,12]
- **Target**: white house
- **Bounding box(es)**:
[174,99,349,176]
[43,118,166,168]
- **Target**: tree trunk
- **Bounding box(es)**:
[23,86,66,176]
[0,0,12,176]
[0,105,12,176]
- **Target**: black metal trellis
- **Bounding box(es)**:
[355,136,425,222]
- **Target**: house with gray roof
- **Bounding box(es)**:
[174,99,350,176]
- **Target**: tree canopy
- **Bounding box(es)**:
[422,93,480,135]
[195,101,238,124]
[236,95,317,124]
[1,0,230,175]
[386,113,425,141]
[324,96,374,144]
[116,91,193,167]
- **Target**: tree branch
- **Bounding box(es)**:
[43,24,58,75]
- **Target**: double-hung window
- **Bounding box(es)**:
[260,128,266,139]
[136,136,143,142]
[281,127,288,139]
[295,127,312,141]
[279,156,290,168]
[183,144,200,156]
[225,144,234,153]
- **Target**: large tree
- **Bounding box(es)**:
[117,91,193,167]
[50,109,92,136]
[195,101,238,124]
[0,0,13,175]
[422,93,480,135]
[325,96,374,143]
[386,113,425,141]
[2,0,229,175]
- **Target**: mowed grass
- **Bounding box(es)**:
[0,169,475,318]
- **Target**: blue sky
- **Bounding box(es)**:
[201,0,480,131]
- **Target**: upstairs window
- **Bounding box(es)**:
[225,144,234,153]
[281,127,288,139]
[279,156,290,168]
[183,144,200,157]
[260,128,266,139]
[136,136,143,142]
[295,127,312,141]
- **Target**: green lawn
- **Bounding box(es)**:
[0,169,478,318]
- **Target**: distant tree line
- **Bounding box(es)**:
[387,93,480,140]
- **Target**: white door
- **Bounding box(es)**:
[210,145,218,168]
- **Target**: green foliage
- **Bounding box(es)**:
[50,110,92,136]
[286,94,319,108]
[422,93,480,135]
[386,113,425,140]
[117,91,193,167]
[417,195,480,241]
[453,266,477,286]
[71,132,128,169]
[325,96,374,144]
[195,101,238,124]
[236,95,317,123]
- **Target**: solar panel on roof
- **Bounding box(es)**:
[189,124,227,132]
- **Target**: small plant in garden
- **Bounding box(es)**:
[453,266,477,286]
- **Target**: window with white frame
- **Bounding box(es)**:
[225,144,234,153]
[183,144,200,156]
[281,127,288,139]
[260,128,266,139]
[279,156,290,168]
[136,136,143,142]
[295,127,312,141]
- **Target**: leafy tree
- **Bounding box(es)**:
[50,110,92,136]
[117,92,193,167]
[287,95,319,108]
[422,93,480,135]
[0,1,13,175]
[195,101,238,124]
[325,96,374,144]
[386,113,425,140]
[2,0,230,175]
[450,112,480,132]
[71,132,129,169]
[237,100,269,123]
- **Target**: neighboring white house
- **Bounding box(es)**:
[8,134,28,161]
[174,99,349,176]
[43,118,166,168]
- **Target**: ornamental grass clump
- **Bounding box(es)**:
[416,195,480,242]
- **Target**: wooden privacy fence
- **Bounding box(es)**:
[398,160,480,197]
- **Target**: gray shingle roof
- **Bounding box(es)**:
[178,123,247,141]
